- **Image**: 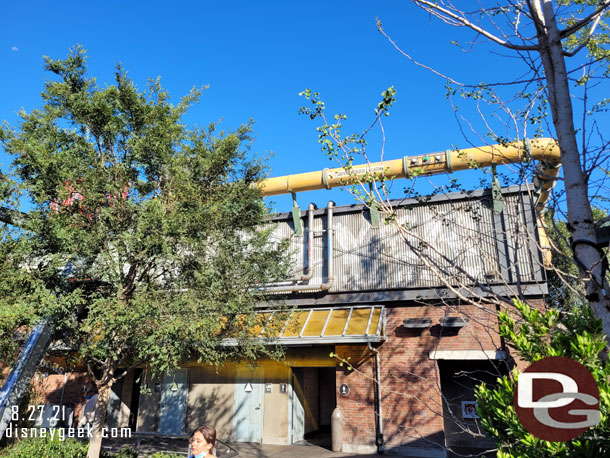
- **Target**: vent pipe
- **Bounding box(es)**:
[259,138,560,212]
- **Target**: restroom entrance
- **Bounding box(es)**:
[291,367,336,445]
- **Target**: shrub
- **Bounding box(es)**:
[101,447,138,457]
[476,300,610,457]
[0,436,88,457]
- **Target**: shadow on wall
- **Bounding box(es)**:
[186,366,236,440]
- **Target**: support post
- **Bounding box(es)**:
[331,407,343,452]
[291,193,303,235]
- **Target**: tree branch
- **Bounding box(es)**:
[559,0,610,39]
[411,0,539,51]
[0,206,32,229]
[378,20,544,88]
[563,9,606,57]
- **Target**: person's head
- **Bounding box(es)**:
[189,425,216,456]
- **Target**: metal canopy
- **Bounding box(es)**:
[222,305,386,346]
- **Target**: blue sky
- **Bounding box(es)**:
[0,1,570,211]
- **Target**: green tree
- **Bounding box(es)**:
[475,300,610,457]
[0,46,288,458]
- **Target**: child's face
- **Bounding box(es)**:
[190,431,212,456]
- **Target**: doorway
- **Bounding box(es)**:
[158,368,189,435]
[291,367,336,446]
[232,367,264,443]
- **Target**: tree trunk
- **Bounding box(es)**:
[86,380,113,458]
[533,0,610,338]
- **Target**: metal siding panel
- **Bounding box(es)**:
[503,194,536,283]
[267,189,539,293]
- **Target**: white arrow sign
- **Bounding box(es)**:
[244,383,253,392]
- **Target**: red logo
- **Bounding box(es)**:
[514,356,600,441]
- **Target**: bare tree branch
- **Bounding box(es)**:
[560,0,610,38]
[411,0,539,50]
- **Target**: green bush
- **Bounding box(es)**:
[476,300,610,457]
[101,447,138,457]
[0,436,88,458]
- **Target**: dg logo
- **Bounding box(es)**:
[514,356,600,441]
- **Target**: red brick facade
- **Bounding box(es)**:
[23,371,95,425]
[334,299,544,453]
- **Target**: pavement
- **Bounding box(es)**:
[225,442,381,458]
[102,436,382,457]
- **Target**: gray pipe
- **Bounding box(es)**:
[257,201,334,293]
[300,203,316,281]
[368,342,384,454]
[321,201,334,290]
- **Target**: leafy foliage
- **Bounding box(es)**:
[0,436,88,458]
[0,45,289,456]
[476,300,610,457]
[101,447,138,458]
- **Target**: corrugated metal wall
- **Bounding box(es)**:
[267,187,543,293]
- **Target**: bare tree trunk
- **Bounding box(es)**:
[86,380,113,458]
[531,0,610,338]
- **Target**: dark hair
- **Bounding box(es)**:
[191,425,216,448]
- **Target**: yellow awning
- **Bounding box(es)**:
[222,306,385,346]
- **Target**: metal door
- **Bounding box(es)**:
[158,369,188,435]
[232,367,263,442]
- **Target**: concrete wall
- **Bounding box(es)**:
[186,365,235,440]
[185,360,293,443]
[136,372,161,432]
[284,346,335,367]
[261,363,290,444]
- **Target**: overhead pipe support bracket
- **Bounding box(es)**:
[446,150,453,173]
[322,168,332,190]
[491,164,503,215]
[369,184,381,229]
[291,193,303,235]
[523,137,533,162]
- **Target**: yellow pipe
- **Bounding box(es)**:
[259,138,561,212]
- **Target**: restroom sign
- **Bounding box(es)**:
[339,384,350,396]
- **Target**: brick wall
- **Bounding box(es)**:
[335,299,518,452]
[37,372,94,422]
[335,344,377,449]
